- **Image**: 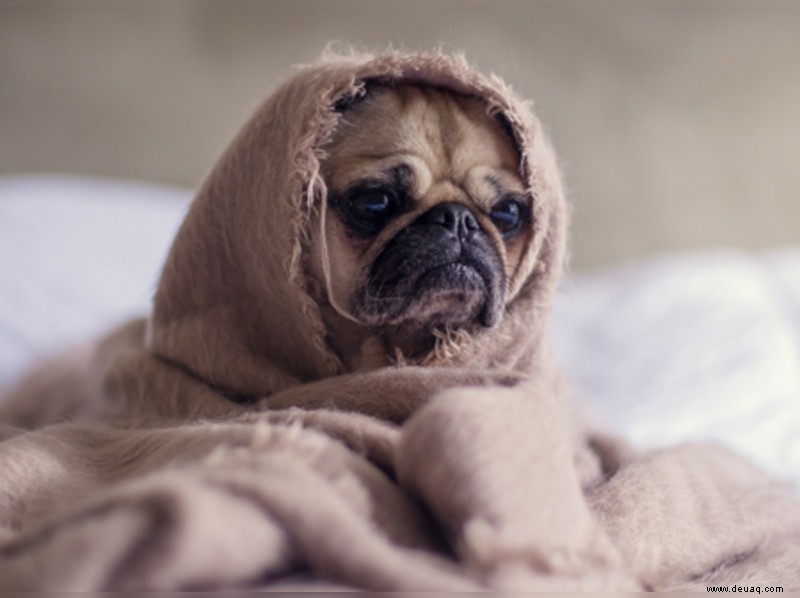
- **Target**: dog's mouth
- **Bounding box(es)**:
[353,230,506,330]
[419,262,483,290]
[415,260,505,327]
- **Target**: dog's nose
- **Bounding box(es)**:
[421,203,480,237]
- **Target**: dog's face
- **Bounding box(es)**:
[310,84,530,362]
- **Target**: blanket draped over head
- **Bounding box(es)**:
[1,52,799,592]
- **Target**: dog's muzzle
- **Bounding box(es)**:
[355,202,507,328]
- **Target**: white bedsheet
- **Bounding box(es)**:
[1,174,798,485]
[552,249,800,484]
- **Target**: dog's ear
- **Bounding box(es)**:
[493,112,519,150]
[333,80,379,113]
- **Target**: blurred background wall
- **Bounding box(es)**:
[1,0,798,271]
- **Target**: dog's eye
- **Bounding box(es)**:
[490,198,528,238]
[345,189,398,233]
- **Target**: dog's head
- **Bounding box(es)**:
[309,84,532,362]
[150,53,567,397]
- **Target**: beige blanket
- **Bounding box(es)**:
[1,51,799,591]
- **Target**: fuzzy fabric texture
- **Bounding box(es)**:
[1,51,799,591]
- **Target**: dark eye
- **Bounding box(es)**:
[490,197,528,238]
[343,188,398,233]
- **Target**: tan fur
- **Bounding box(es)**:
[308,84,528,369]
[0,51,799,591]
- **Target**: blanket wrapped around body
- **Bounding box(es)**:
[1,52,799,592]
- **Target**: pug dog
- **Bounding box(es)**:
[308,84,531,370]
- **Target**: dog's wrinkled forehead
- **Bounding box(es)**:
[324,83,524,207]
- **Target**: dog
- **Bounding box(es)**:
[308,84,532,370]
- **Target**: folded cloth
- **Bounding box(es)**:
[1,51,799,591]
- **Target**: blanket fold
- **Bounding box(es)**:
[1,50,799,591]
[398,385,639,591]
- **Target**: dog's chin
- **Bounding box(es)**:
[354,259,503,333]
[404,262,489,326]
